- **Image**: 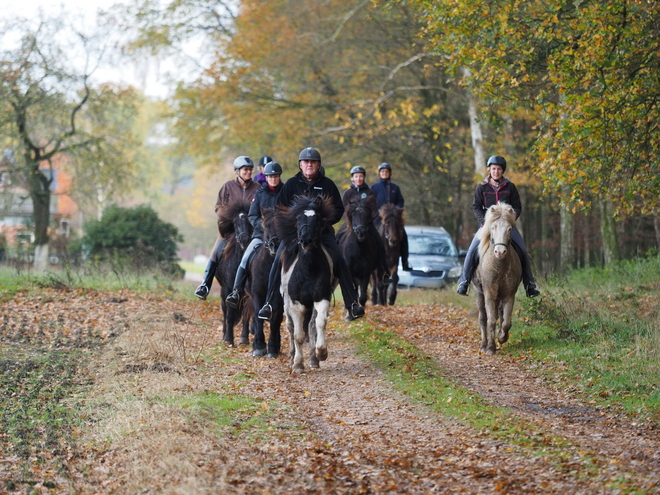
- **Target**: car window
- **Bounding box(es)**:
[408,234,457,256]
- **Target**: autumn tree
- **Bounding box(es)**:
[0,15,141,269]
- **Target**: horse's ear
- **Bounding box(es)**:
[314,195,324,207]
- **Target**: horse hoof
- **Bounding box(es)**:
[498,333,509,344]
[293,366,305,374]
[309,361,320,369]
[486,348,497,356]
[267,352,279,359]
[239,338,249,345]
[224,342,235,348]
[316,348,328,361]
[252,348,267,357]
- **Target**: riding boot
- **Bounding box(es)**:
[512,242,540,298]
[259,244,284,321]
[226,265,247,309]
[195,258,218,300]
[456,235,480,296]
[401,229,413,271]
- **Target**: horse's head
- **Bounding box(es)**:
[218,200,253,251]
[379,204,404,248]
[234,211,252,251]
[296,199,323,251]
[261,209,280,257]
[346,200,371,242]
[479,202,516,259]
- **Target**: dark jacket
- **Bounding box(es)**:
[371,178,404,209]
[472,177,522,226]
[277,169,344,226]
[248,182,283,238]
[342,184,379,221]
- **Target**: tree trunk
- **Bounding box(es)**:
[462,68,485,175]
[26,163,52,271]
[654,216,660,253]
[599,199,620,264]
[559,200,574,273]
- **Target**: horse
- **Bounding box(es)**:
[338,198,380,308]
[371,204,404,306]
[245,209,283,358]
[472,202,522,355]
[277,194,338,374]
[215,200,254,347]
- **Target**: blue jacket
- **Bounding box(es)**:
[372,178,404,209]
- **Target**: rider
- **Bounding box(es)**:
[371,162,413,271]
[340,165,393,286]
[194,156,261,300]
[257,147,366,322]
[254,155,271,186]
[456,155,540,298]
[225,161,284,308]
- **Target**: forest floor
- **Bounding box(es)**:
[0,286,658,494]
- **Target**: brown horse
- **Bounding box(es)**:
[371,204,404,306]
[473,202,522,355]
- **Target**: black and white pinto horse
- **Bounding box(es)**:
[338,198,380,308]
[215,200,253,347]
[245,209,283,358]
[276,194,338,374]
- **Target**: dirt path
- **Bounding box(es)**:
[2,289,659,493]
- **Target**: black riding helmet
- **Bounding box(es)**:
[378,162,391,172]
[263,161,282,176]
[486,155,507,172]
[258,155,273,168]
[299,147,321,163]
[350,165,366,176]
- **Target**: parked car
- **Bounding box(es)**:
[397,226,463,289]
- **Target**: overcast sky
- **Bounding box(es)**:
[0,0,176,98]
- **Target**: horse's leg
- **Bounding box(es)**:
[268,307,283,358]
[289,302,307,374]
[498,298,515,345]
[370,272,379,305]
[222,301,236,347]
[239,308,250,345]
[285,306,295,368]
[483,293,499,355]
[313,300,330,363]
[388,269,398,306]
[252,313,267,357]
[358,279,368,308]
[476,289,488,353]
[307,308,320,369]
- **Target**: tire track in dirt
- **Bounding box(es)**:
[368,303,660,492]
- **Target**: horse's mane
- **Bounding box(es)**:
[378,203,405,234]
[345,198,373,231]
[276,194,336,245]
[217,200,252,238]
[478,202,516,256]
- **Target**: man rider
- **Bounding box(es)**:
[257,147,366,322]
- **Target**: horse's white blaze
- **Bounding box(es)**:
[304,209,316,217]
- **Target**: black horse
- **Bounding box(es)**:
[215,201,253,347]
[371,204,404,306]
[245,209,283,358]
[338,198,380,308]
[277,194,338,374]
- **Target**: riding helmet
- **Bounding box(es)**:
[350,165,366,176]
[263,161,283,176]
[258,155,273,168]
[486,155,507,172]
[298,147,321,163]
[233,156,254,170]
[378,162,392,172]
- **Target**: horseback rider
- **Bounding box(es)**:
[456,155,540,298]
[371,162,413,271]
[194,156,261,300]
[340,165,393,286]
[257,147,366,322]
[254,155,271,186]
[225,161,284,308]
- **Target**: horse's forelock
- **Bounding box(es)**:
[276,194,335,245]
[478,202,515,253]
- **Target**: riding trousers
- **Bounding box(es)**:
[458,225,536,289]
[263,231,360,310]
[209,237,227,262]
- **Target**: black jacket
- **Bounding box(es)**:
[277,169,344,226]
[472,177,522,225]
[249,182,283,238]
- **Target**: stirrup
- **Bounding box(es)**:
[195,284,210,300]
[226,290,240,308]
[382,273,393,286]
[258,303,272,321]
[346,302,364,322]
[526,284,540,298]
